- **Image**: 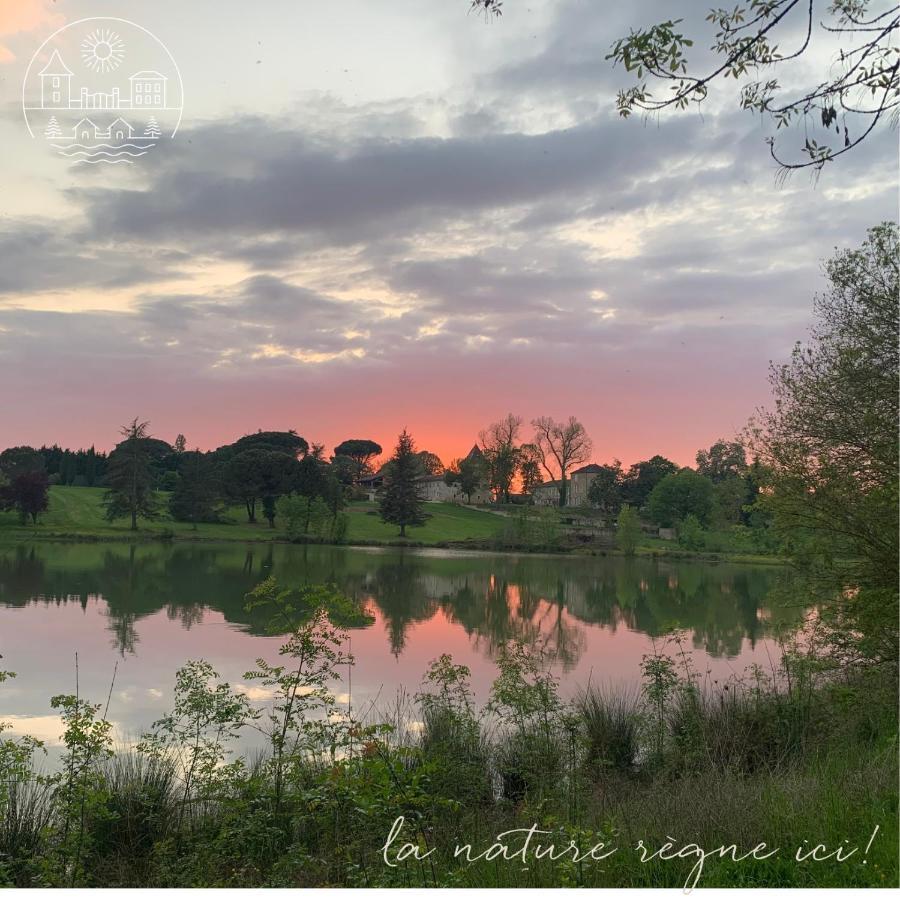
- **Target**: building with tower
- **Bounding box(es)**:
[39,50,72,108]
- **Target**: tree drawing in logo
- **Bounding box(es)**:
[144,115,161,139]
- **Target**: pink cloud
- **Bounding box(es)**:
[0,0,64,62]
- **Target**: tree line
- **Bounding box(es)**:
[1,223,895,591]
[0,420,761,539]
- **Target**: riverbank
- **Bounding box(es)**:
[0,486,785,566]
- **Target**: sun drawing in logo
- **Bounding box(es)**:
[80,28,126,73]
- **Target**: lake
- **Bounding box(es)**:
[0,541,797,753]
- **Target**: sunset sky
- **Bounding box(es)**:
[0,0,895,468]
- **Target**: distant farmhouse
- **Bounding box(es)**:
[361,450,613,509]
[359,451,614,508]
[361,445,492,504]
[38,49,168,110]
[532,464,606,507]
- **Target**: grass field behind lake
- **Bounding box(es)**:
[0,485,505,545]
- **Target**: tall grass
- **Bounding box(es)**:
[577,684,641,777]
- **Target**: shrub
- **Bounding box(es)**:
[677,514,706,551]
[615,505,641,556]
[416,655,492,805]
[488,642,570,801]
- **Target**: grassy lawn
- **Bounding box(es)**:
[0,487,780,561]
[344,500,502,543]
[0,486,504,545]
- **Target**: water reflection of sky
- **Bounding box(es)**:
[1,542,798,752]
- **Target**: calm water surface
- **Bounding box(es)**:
[0,541,798,751]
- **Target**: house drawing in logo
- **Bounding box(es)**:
[129,71,167,108]
[72,117,100,142]
[39,50,73,108]
[108,117,134,140]
[72,116,135,142]
[35,53,169,110]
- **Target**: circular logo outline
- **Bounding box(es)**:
[21,15,184,141]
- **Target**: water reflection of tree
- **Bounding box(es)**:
[364,560,438,655]
[0,543,799,663]
[444,576,546,659]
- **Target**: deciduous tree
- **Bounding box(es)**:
[415,450,445,477]
[696,439,747,483]
[518,443,544,498]
[444,453,488,504]
[615,504,641,556]
[1,469,49,524]
[472,1,898,172]
[479,414,522,503]
[747,221,898,665]
[586,461,624,522]
[647,468,715,528]
[530,416,592,506]
[620,455,679,509]
[0,446,44,479]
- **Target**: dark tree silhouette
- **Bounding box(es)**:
[103,419,163,531]
[379,430,430,537]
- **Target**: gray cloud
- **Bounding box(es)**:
[0,222,181,297]
[0,0,894,427]
[71,112,710,246]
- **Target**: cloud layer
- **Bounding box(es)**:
[0,0,894,464]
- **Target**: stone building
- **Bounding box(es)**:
[531,464,606,508]
[531,480,562,506]
[360,444,491,504]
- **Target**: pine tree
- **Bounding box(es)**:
[379,429,429,537]
[144,116,161,139]
[169,451,220,526]
[44,116,61,139]
[103,419,160,531]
